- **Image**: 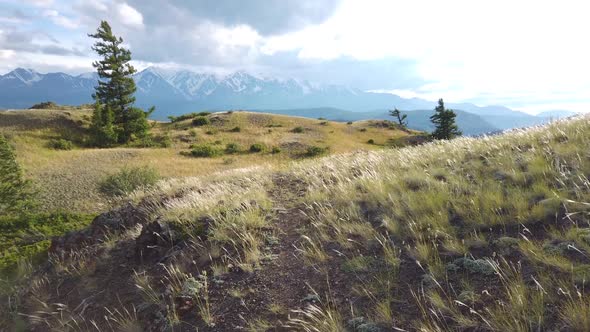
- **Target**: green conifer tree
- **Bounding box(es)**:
[430,99,462,140]
[389,108,408,128]
[90,102,117,147]
[0,135,32,215]
[89,20,151,144]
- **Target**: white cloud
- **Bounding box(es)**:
[42,9,79,29]
[116,3,144,28]
[261,0,590,111]
[22,0,54,7]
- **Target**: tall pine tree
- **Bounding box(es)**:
[430,99,461,140]
[89,20,151,145]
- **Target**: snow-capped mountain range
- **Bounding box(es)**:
[0,67,576,134]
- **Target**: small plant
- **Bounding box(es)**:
[188,129,197,137]
[205,130,217,135]
[225,143,241,154]
[98,166,160,197]
[292,126,305,133]
[367,139,375,144]
[347,121,353,125]
[48,138,74,150]
[190,144,223,158]
[192,116,210,127]
[318,117,326,120]
[319,121,328,126]
[305,146,328,157]
[249,143,266,153]
[271,146,281,154]
[230,126,241,132]
[29,101,58,109]
[359,128,367,132]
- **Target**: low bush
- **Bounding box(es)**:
[190,144,223,158]
[98,166,160,197]
[230,126,241,133]
[47,138,74,150]
[29,101,58,109]
[367,139,375,144]
[249,143,266,153]
[292,126,305,133]
[271,146,281,154]
[169,112,212,123]
[225,143,241,154]
[192,116,211,126]
[305,145,328,157]
[129,134,171,148]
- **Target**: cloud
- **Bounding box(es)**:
[126,0,341,35]
[43,9,79,29]
[21,0,54,7]
[1,0,589,113]
[115,3,144,28]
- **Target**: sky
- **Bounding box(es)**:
[0,0,589,114]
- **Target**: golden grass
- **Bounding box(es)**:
[1,109,411,213]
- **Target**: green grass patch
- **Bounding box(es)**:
[0,212,95,276]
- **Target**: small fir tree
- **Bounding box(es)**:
[0,135,33,214]
[389,108,408,128]
[430,99,462,140]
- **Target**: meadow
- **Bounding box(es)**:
[0,108,413,214]
[3,113,589,331]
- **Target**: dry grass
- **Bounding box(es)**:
[1,109,411,213]
[4,111,590,331]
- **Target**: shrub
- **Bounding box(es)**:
[249,143,266,153]
[129,134,171,148]
[292,126,305,133]
[188,129,197,137]
[192,116,210,126]
[359,128,367,132]
[225,143,241,154]
[347,121,353,125]
[271,146,281,154]
[319,121,328,126]
[190,144,223,158]
[266,123,283,128]
[318,117,326,120]
[98,166,160,197]
[205,130,217,135]
[230,126,241,132]
[169,112,212,123]
[48,138,74,150]
[367,139,375,144]
[29,101,58,109]
[305,145,328,157]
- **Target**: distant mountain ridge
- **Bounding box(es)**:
[0,67,576,135]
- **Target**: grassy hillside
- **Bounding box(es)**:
[252,107,499,136]
[3,115,589,331]
[0,108,415,214]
